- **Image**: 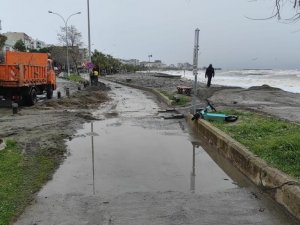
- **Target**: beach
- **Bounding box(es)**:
[150,69,300,93]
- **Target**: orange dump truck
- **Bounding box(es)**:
[0,51,56,105]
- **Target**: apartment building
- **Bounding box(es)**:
[3,32,33,50]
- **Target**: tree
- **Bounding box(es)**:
[92,50,108,74]
[0,34,7,63]
[0,34,7,50]
[120,63,144,73]
[253,0,300,21]
[92,50,142,74]
[273,0,300,20]
[50,46,67,71]
[92,50,121,75]
[13,39,26,52]
[57,25,83,73]
[29,47,51,53]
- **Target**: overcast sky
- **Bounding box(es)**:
[1,0,300,69]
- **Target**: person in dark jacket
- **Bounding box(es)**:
[205,64,215,87]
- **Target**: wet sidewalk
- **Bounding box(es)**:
[14,82,299,225]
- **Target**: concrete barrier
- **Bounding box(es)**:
[187,114,300,220]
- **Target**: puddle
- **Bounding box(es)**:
[39,83,242,197]
[40,117,240,197]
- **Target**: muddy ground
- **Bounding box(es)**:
[1,73,299,157]
[1,74,300,225]
[0,79,111,155]
[8,74,300,225]
[106,73,300,123]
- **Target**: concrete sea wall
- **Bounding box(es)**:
[187,115,300,221]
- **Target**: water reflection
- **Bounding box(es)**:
[86,122,99,194]
[190,141,200,193]
[91,122,95,195]
[87,122,97,194]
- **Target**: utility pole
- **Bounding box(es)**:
[87,0,92,84]
[192,28,200,114]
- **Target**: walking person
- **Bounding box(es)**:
[205,64,215,87]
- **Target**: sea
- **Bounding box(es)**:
[152,69,300,94]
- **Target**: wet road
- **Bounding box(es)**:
[14,81,299,225]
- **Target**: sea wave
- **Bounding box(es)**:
[150,69,300,93]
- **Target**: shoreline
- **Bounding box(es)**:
[146,70,300,94]
[105,73,300,123]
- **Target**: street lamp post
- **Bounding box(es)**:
[192,28,200,114]
[87,0,92,84]
[148,54,152,74]
[48,10,81,76]
[87,0,92,65]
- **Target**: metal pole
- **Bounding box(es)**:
[87,0,92,84]
[192,29,200,114]
[148,54,152,75]
[48,11,81,76]
[65,22,70,76]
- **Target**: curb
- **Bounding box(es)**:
[187,114,300,220]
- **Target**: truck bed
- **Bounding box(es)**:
[0,64,47,87]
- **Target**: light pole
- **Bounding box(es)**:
[48,10,81,76]
[192,28,200,114]
[87,0,92,83]
[148,54,152,74]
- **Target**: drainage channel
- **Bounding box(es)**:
[14,82,299,225]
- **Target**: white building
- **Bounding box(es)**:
[141,60,167,69]
[119,58,140,66]
[177,62,193,70]
[1,32,50,52]
[3,32,33,50]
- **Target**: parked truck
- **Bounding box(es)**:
[0,51,56,106]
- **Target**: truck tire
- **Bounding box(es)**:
[26,88,37,106]
[46,87,53,99]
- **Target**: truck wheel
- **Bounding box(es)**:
[26,89,37,106]
[46,87,53,99]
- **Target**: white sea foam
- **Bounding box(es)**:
[151,69,300,93]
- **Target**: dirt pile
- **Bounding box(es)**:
[36,89,110,110]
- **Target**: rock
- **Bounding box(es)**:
[0,138,6,151]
